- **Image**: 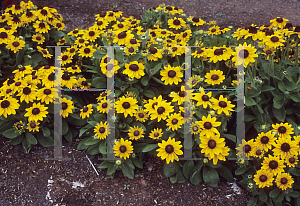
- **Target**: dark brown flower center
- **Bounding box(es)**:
[6,89,12,94]
[208,140,216,149]
[266,50,272,55]
[244,145,251,153]
[168,70,176,78]
[97,21,103,26]
[197,49,204,54]
[30,123,36,128]
[41,9,48,15]
[42,49,47,54]
[15,82,21,86]
[179,91,185,97]
[32,108,40,115]
[276,17,283,23]
[48,73,54,81]
[82,107,88,112]
[149,48,157,54]
[271,36,279,43]
[12,16,21,23]
[269,160,278,169]
[214,49,223,55]
[138,113,144,118]
[0,32,8,39]
[1,100,10,108]
[202,95,209,101]
[248,26,257,34]
[295,26,300,32]
[118,32,126,39]
[122,102,130,109]
[256,150,262,156]
[70,48,75,53]
[39,23,45,29]
[134,131,140,136]
[289,157,295,164]
[44,89,51,95]
[89,31,95,36]
[62,102,68,110]
[172,119,178,125]
[120,145,126,153]
[211,28,216,32]
[211,75,219,80]
[84,48,90,54]
[204,122,212,129]
[239,50,249,58]
[62,55,68,61]
[152,102,158,109]
[281,178,288,184]
[12,42,20,47]
[36,36,41,41]
[261,136,269,144]
[154,132,159,137]
[100,103,107,108]
[278,126,286,134]
[259,175,267,182]
[265,30,274,36]
[79,39,84,43]
[62,73,70,80]
[281,143,290,152]
[192,17,199,22]
[99,127,105,133]
[129,64,139,71]
[219,101,227,108]
[157,107,165,114]
[23,87,31,95]
[130,39,137,44]
[165,145,174,153]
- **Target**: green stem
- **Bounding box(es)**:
[296,38,300,84]
[268,56,273,86]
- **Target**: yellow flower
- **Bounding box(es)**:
[157,137,183,164]
[254,169,274,188]
[160,65,183,85]
[276,173,294,190]
[6,37,25,53]
[80,104,93,119]
[114,138,133,160]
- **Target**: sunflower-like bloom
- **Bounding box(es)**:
[187,16,205,26]
[232,42,258,67]
[264,35,285,48]
[200,132,228,165]
[254,169,274,188]
[24,102,49,122]
[113,31,133,45]
[100,59,120,78]
[115,96,138,118]
[273,137,298,159]
[270,17,289,29]
[271,122,294,138]
[204,70,225,85]
[206,46,232,63]
[196,114,221,138]
[36,87,55,104]
[192,90,214,109]
[151,99,174,122]
[27,121,40,132]
[206,25,221,35]
[149,128,163,140]
[128,125,144,140]
[166,113,184,131]
[191,48,206,58]
[6,37,25,53]
[33,21,50,33]
[157,137,183,164]
[285,154,298,167]
[135,108,148,122]
[16,85,37,103]
[94,121,110,140]
[255,131,276,152]
[114,138,133,160]
[144,95,163,115]
[147,48,163,61]
[32,33,45,44]
[0,96,20,118]
[80,104,93,119]
[160,65,183,85]
[236,139,255,159]
[61,73,77,89]
[12,65,33,79]
[168,17,186,30]
[276,173,294,190]
[60,97,75,118]
[211,95,235,116]
[37,46,53,59]
[123,61,145,79]
[191,122,201,134]
[261,155,285,176]
[97,99,113,114]
[78,45,96,58]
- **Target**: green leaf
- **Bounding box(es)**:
[273,95,285,109]
[92,77,107,89]
[84,138,100,146]
[99,140,107,154]
[269,188,281,198]
[190,170,202,185]
[7,135,23,145]
[247,197,258,206]
[235,166,250,175]
[259,189,268,202]
[163,162,176,177]
[87,121,99,127]
[132,158,143,169]
[25,132,37,145]
[143,90,155,98]
[2,128,21,139]
[245,97,256,106]
[152,77,164,85]
[64,128,73,142]
[87,143,100,155]
[124,159,135,170]
[272,106,286,122]
[150,63,162,75]
[261,85,275,92]
[290,168,300,176]
[122,164,134,179]
[64,33,72,45]
[93,49,107,59]
[278,81,286,92]
[202,166,219,187]
[183,160,194,179]
[79,124,93,137]
[289,93,300,102]
[142,144,158,152]
[216,166,234,183]
[98,161,111,169]
[42,127,50,137]
[107,164,117,176]
[244,115,256,122]
[62,119,68,136]
[141,76,149,86]
[36,132,54,147]
[223,134,236,142]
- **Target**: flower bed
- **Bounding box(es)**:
[0,1,300,205]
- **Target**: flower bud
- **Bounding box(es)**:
[132,153,136,158]
[116,160,122,165]
[248,183,253,189]
[261,125,267,130]
[228,26,233,29]
[238,158,245,164]
[155,38,163,43]
[209,110,215,116]
[203,158,208,164]
[248,175,252,179]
